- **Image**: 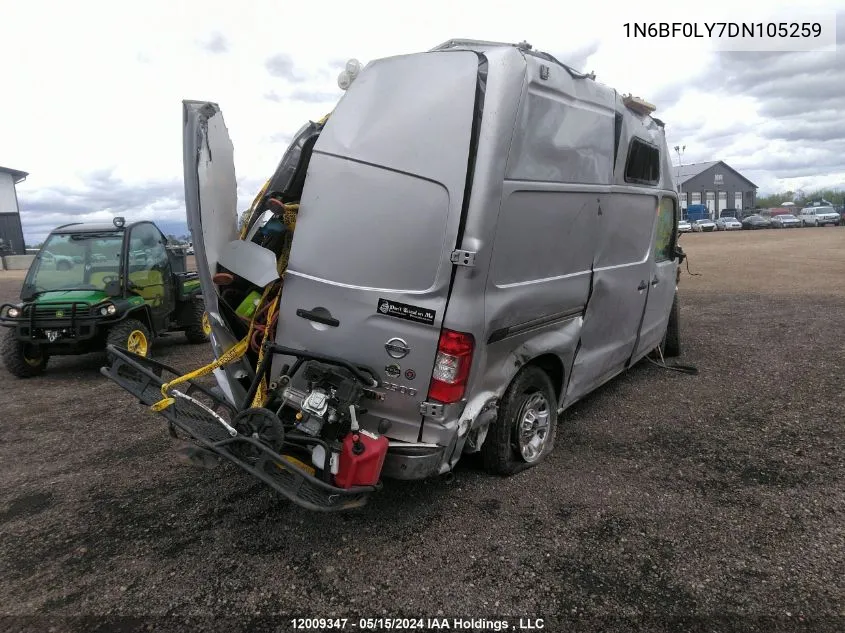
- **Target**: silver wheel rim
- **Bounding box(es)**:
[516,392,551,463]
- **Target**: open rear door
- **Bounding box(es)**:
[182,100,252,406]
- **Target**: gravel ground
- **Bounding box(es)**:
[0,229,843,633]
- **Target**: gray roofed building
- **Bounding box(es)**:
[0,166,28,256]
[674,160,758,219]
[0,166,29,184]
[676,161,719,185]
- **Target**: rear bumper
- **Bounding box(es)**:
[100,346,450,511]
[382,443,446,480]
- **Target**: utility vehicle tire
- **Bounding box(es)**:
[1,329,49,378]
[184,300,211,344]
[661,292,681,358]
[107,319,152,358]
[482,366,558,476]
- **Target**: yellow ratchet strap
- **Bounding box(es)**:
[150,286,273,412]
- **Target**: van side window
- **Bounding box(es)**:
[655,198,676,262]
[624,138,660,185]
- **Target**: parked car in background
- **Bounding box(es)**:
[742,214,772,230]
[692,218,716,232]
[799,206,840,227]
[715,217,742,231]
[40,250,82,271]
[678,219,692,233]
[771,214,801,228]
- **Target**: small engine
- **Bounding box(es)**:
[272,360,388,487]
[279,361,365,438]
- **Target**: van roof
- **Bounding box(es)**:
[429,39,662,126]
[431,39,596,78]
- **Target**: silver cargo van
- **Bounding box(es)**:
[103,39,684,511]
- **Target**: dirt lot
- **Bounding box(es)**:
[1,229,843,632]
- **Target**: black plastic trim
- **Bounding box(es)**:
[487,307,583,344]
[296,308,339,328]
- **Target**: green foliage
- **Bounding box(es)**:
[757,188,844,208]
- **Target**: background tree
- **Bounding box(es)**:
[757,187,844,209]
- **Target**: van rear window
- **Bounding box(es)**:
[624,138,660,185]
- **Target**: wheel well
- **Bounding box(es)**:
[525,353,564,401]
[126,306,153,332]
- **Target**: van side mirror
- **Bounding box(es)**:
[674,244,686,264]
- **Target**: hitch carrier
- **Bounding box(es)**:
[100,344,383,511]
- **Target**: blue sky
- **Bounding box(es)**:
[1,0,842,241]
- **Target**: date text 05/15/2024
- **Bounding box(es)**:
[290,617,546,630]
[623,22,823,38]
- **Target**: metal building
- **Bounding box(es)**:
[0,166,28,255]
[675,160,758,219]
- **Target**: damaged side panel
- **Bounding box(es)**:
[564,93,674,406]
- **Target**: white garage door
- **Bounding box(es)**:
[718,191,727,214]
[735,192,743,209]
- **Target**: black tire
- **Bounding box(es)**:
[183,300,210,344]
[106,319,152,358]
[661,292,681,358]
[482,366,558,476]
[1,329,49,378]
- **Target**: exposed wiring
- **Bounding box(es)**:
[646,345,699,375]
[685,256,702,277]
[151,284,276,412]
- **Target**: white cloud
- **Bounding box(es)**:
[0,0,842,241]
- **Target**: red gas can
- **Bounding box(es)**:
[334,430,389,489]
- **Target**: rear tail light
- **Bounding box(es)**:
[428,329,474,404]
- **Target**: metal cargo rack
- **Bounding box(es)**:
[100,345,382,511]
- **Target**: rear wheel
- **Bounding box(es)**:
[184,300,210,344]
[482,366,558,476]
[107,319,152,358]
[1,329,49,378]
[660,292,681,357]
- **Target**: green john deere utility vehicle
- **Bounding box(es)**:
[0,217,211,378]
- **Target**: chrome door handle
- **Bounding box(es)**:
[651,276,659,286]
[637,280,647,291]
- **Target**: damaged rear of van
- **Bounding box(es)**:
[103,39,684,511]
